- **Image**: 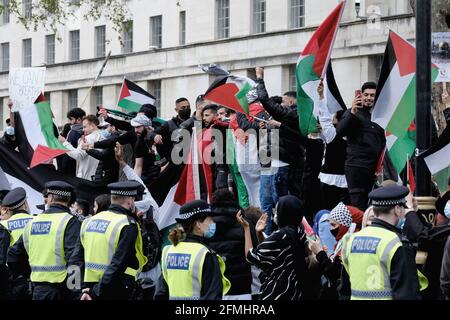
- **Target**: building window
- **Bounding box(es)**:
[44,91,51,102]
[70,30,80,61]
[372,54,384,83]
[2,0,10,24]
[252,0,266,34]
[150,15,162,49]
[94,86,103,107]
[68,89,78,109]
[95,25,106,58]
[290,0,305,29]
[1,42,9,71]
[122,20,133,53]
[149,80,161,116]
[289,64,297,92]
[179,11,186,45]
[22,38,32,67]
[23,0,32,18]
[46,34,55,65]
[216,0,229,39]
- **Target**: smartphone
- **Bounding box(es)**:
[355,90,362,106]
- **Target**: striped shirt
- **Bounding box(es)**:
[246,226,308,300]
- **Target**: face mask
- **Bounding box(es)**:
[396,217,406,230]
[445,202,450,219]
[330,227,339,237]
[100,129,111,139]
[5,126,14,136]
[178,109,191,121]
[203,222,216,239]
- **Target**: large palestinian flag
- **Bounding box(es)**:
[0,142,106,215]
[296,1,345,136]
[372,31,439,173]
[149,127,214,232]
[203,65,255,114]
[421,125,450,193]
[15,93,68,168]
[118,79,156,112]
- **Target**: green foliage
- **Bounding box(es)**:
[0,0,130,43]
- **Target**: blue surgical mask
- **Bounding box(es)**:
[100,129,111,139]
[444,202,450,219]
[396,217,406,230]
[204,222,216,239]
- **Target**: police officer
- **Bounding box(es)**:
[73,180,148,300]
[1,188,34,245]
[339,185,421,300]
[0,188,33,300]
[154,200,231,300]
[7,181,81,300]
[0,189,10,300]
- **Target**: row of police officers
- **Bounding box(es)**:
[0,179,423,300]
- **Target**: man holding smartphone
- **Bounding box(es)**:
[336,82,386,211]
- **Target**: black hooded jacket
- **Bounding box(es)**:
[208,202,257,296]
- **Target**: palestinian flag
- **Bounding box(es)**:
[0,142,106,215]
[118,79,156,112]
[227,103,264,208]
[323,61,347,114]
[421,125,450,193]
[203,67,255,114]
[15,93,68,168]
[149,127,214,246]
[98,106,166,125]
[296,1,345,136]
[372,31,439,173]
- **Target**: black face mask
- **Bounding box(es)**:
[330,227,339,237]
[178,109,191,120]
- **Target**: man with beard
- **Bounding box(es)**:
[336,82,386,211]
[130,114,160,187]
[147,97,192,164]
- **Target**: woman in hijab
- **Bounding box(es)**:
[237,195,310,300]
[307,202,364,300]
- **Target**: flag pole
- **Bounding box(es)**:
[415,0,432,197]
[80,50,112,109]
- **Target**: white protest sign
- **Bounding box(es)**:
[8,67,46,112]
[432,33,450,83]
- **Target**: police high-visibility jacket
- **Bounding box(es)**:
[161,241,231,300]
[80,211,148,283]
[0,213,33,246]
[341,226,404,300]
[22,212,73,283]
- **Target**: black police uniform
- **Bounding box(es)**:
[1,187,33,300]
[339,185,422,300]
[69,181,145,300]
[7,181,81,300]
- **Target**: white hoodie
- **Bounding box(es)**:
[62,130,104,180]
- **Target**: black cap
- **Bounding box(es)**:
[176,200,212,223]
[108,180,143,197]
[2,187,26,210]
[140,104,157,119]
[44,181,74,198]
[369,185,410,208]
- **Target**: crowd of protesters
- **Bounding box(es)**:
[1,66,450,301]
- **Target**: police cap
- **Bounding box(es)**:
[44,181,74,198]
[369,185,410,208]
[2,187,26,210]
[176,200,212,223]
[108,180,143,197]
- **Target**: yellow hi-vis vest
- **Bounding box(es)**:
[0,213,33,246]
[341,226,403,300]
[22,212,73,283]
[80,211,148,283]
[161,241,231,300]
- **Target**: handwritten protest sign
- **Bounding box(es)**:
[8,67,46,112]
